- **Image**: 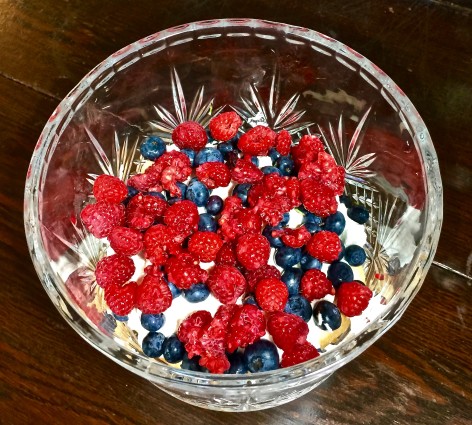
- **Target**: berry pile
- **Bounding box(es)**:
[80,111,373,374]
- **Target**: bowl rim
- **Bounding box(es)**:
[24,18,443,387]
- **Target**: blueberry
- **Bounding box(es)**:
[198,213,217,232]
[347,206,369,224]
[163,335,185,363]
[167,280,182,298]
[186,180,210,207]
[297,205,310,215]
[285,295,312,322]
[339,195,352,208]
[243,339,280,372]
[313,301,342,331]
[251,156,259,167]
[206,195,224,215]
[181,148,196,167]
[243,295,259,307]
[281,267,303,296]
[327,261,354,289]
[338,240,346,261]
[181,353,203,371]
[303,212,323,225]
[167,182,187,202]
[268,147,281,164]
[324,211,346,235]
[217,141,234,157]
[142,332,165,357]
[227,351,249,374]
[127,185,139,198]
[195,147,224,166]
[276,156,295,176]
[344,245,367,266]
[183,283,210,303]
[305,222,321,234]
[140,136,166,161]
[263,225,284,248]
[148,191,167,200]
[140,313,165,332]
[275,246,302,268]
[280,212,290,226]
[113,314,128,322]
[300,253,322,271]
[232,183,252,206]
[261,166,282,175]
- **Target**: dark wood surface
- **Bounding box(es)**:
[0,1,471,424]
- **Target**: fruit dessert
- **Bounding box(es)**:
[80,110,375,374]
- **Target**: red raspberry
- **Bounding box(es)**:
[127,172,160,192]
[255,278,289,312]
[267,312,309,351]
[273,226,311,248]
[209,111,242,141]
[300,269,335,301]
[165,252,208,289]
[245,265,281,293]
[246,181,265,207]
[280,341,319,367]
[172,121,208,151]
[144,224,180,265]
[226,304,266,353]
[141,194,167,217]
[81,201,125,238]
[285,177,301,208]
[199,353,230,374]
[188,231,224,262]
[178,310,213,358]
[292,134,325,167]
[336,281,373,317]
[144,263,164,277]
[95,254,135,288]
[125,195,155,231]
[215,242,238,266]
[253,194,291,226]
[104,281,137,316]
[231,158,264,183]
[236,233,270,271]
[164,200,199,240]
[306,230,342,263]
[275,129,292,156]
[108,226,143,256]
[234,209,263,234]
[196,162,231,189]
[298,152,345,195]
[300,178,338,218]
[136,274,172,314]
[207,265,247,304]
[147,151,192,196]
[237,125,276,156]
[93,174,128,204]
[200,305,236,358]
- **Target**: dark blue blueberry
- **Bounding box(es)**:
[339,195,352,208]
[313,301,342,331]
[163,335,185,363]
[268,147,281,164]
[206,129,215,143]
[285,295,312,322]
[228,133,240,146]
[195,147,224,166]
[232,183,252,206]
[324,211,346,235]
[140,136,166,161]
[142,332,165,358]
[347,206,370,224]
[113,314,128,322]
[297,205,310,215]
[183,283,210,303]
[140,313,165,332]
[305,222,321,234]
[243,339,280,373]
[280,212,290,226]
[344,245,367,266]
[300,253,322,271]
[263,226,284,248]
[337,240,346,261]
[243,295,259,307]
[327,261,354,289]
[181,353,203,371]
[127,185,139,198]
[217,141,234,157]
[261,166,282,175]
[276,156,295,176]
[198,213,217,232]
[148,191,167,200]
[186,180,210,207]
[303,212,323,226]
[251,156,259,167]
[181,148,196,167]
[281,267,303,296]
[275,246,302,268]
[206,195,224,215]
[227,351,249,374]
[167,280,182,298]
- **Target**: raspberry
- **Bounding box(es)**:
[141,194,167,217]
[125,195,155,231]
[172,121,208,151]
[217,196,246,240]
[165,252,208,289]
[306,231,342,263]
[144,224,180,265]
[285,177,301,208]
[136,274,172,314]
[144,264,164,277]
[236,233,270,271]
[234,209,263,235]
[253,194,290,226]
[147,151,192,196]
[275,130,292,156]
[108,226,143,256]
[273,226,311,248]
[80,201,125,238]
[255,278,289,312]
[104,281,137,316]
[207,265,247,304]
[292,134,325,167]
[231,158,264,184]
[164,200,199,240]
[298,152,345,195]
[300,178,338,217]
[188,231,224,262]
[245,265,281,293]
[196,162,231,189]
[178,310,213,358]
[93,174,128,204]
[199,354,230,374]
[280,341,319,367]
[226,304,266,353]
[209,111,242,141]
[214,242,238,266]
[336,281,373,317]
[237,125,276,156]
[267,312,309,351]
[300,269,335,301]
[95,254,135,288]
[127,172,160,192]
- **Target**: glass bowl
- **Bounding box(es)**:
[24,19,442,412]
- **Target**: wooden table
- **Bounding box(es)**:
[1,1,471,424]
